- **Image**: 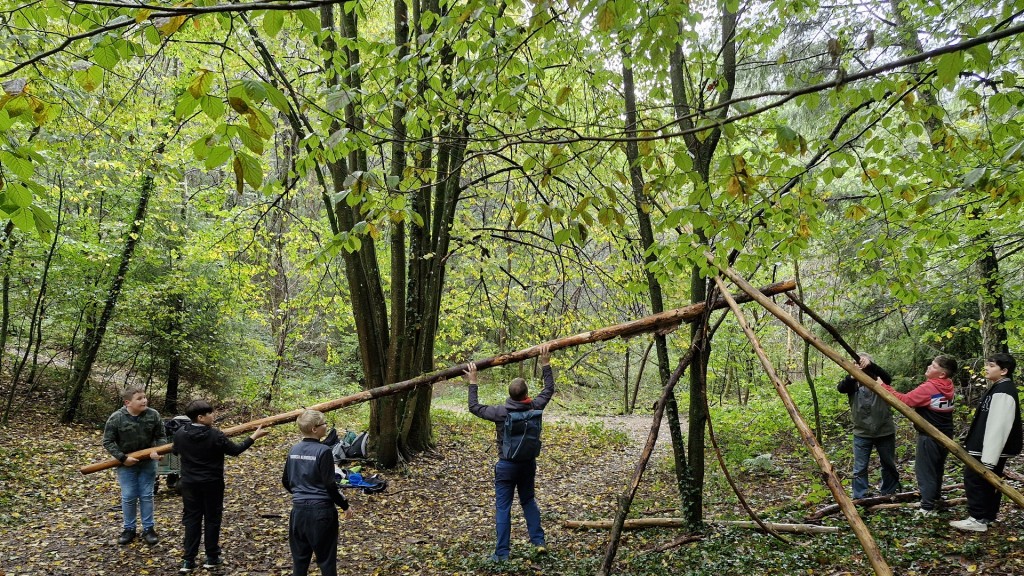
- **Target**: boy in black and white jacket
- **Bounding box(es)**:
[950,353,1022,532]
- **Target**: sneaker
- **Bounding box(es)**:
[117,529,137,545]
[203,556,223,569]
[179,559,197,573]
[534,544,548,555]
[486,554,509,563]
[915,508,936,517]
[950,517,988,532]
[142,527,160,545]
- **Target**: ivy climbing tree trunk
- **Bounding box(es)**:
[668,2,739,528]
[62,147,162,423]
[621,41,690,511]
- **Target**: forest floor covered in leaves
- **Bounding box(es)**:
[2,395,1024,576]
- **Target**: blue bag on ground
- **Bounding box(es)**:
[335,466,388,494]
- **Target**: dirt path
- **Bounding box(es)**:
[546,413,674,453]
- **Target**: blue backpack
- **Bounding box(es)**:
[501,410,543,461]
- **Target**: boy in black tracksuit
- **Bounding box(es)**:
[173,400,269,572]
[282,410,353,576]
[950,353,1023,532]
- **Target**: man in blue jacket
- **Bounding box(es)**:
[465,343,555,562]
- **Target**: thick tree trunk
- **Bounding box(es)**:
[62,153,160,423]
[667,0,739,530]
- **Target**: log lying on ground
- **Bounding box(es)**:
[564,518,840,534]
[79,279,796,475]
[807,484,964,520]
[867,497,965,513]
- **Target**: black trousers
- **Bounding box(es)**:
[965,456,1008,522]
[179,480,225,561]
[289,502,339,576]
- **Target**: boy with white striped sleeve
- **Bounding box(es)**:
[950,353,1022,532]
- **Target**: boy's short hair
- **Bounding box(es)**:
[185,400,214,422]
[121,386,146,402]
[297,409,325,435]
[987,353,1016,377]
[508,378,528,401]
[934,355,958,378]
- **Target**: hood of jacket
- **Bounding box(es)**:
[504,397,533,412]
[925,377,955,398]
[178,423,213,442]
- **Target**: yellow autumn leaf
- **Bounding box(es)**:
[156,15,187,36]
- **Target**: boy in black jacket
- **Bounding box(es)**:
[950,353,1022,532]
[173,400,269,572]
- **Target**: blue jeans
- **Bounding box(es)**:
[852,434,900,499]
[117,459,157,531]
[493,459,545,558]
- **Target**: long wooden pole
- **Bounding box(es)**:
[783,290,858,360]
[713,262,1024,509]
[714,277,893,576]
[80,279,796,475]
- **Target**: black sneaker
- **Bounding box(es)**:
[142,527,160,545]
[179,559,196,573]
[117,529,137,545]
[203,556,222,569]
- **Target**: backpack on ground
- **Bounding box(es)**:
[328,429,369,461]
[164,415,191,437]
[501,409,543,461]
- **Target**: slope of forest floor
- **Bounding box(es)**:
[1,394,1023,575]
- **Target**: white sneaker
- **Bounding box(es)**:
[950,517,988,532]
[914,508,936,517]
